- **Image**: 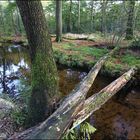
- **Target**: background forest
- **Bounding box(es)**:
[0,0,140,36]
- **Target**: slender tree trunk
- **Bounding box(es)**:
[56,0,62,42]
[101,0,107,34]
[67,0,72,32]
[90,0,94,32]
[0,6,5,33]
[11,10,18,35]
[10,54,108,140]
[125,0,135,40]
[16,6,22,34]
[77,0,80,33]
[16,0,60,125]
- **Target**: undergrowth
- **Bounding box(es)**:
[62,122,96,140]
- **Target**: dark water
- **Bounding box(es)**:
[0,44,140,139]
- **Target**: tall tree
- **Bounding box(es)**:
[16,6,22,34]
[16,0,60,125]
[90,0,94,32]
[56,0,62,42]
[77,0,80,33]
[125,0,135,40]
[67,0,72,32]
[101,0,108,34]
[0,5,5,33]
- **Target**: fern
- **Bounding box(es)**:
[80,122,96,139]
[62,122,96,140]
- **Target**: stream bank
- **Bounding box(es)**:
[0,42,140,139]
[1,35,140,84]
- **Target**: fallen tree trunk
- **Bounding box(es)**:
[9,55,107,140]
[63,33,89,40]
[71,66,137,130]
[9,66,136,140]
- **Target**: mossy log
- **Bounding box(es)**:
[9,55,107,140]
[71,66,137,130]
[9,65,136,140]
[9,63,137,140]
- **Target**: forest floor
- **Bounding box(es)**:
[51,35,140,82]
[0,33,140,80]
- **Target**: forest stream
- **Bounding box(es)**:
[0,44,140,139]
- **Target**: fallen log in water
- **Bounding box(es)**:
[71,66,137,130]
[9,55,107,140]
[9,66,136,140]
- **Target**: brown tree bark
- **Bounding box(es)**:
[16,0,60,125]
[90,0,94,32]
[56,0,62,42]
[125,0,135,40]
[101,0,108,34]
[77,0,80,33]
[67,0,72,32]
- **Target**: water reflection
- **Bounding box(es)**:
[58,67,140,139]
[0,44,30,96]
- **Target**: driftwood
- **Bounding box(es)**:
[9,55,107,139]
[71,66,136,130]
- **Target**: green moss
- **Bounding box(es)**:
[121,54,140,68]
[53,42,139,77]
[28,51,59,125]
[63,45,108,59]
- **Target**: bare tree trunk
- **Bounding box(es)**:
[67,0,72,32]
[77,0,80,33]
[101,0,107,34]
[16,6,22,34]
[0,6,5,33]
[90,0,94,32]
[16,0,60,125]
[125,0,135,40]
[2,58,7,93]
[56,0,62,42]
[10,9,19,35]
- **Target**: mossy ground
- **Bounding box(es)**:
[52,38,140,78]
[1,34,139,78]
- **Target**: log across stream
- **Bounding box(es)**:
[0,44,140,139]
[59,68,140,139]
